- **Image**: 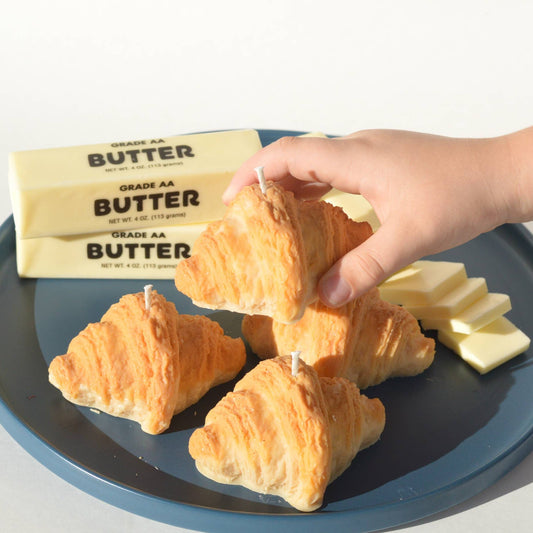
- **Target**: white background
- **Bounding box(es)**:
[1,1,532,532]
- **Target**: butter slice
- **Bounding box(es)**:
[438,317,530,374]
[9,129,261,238]
[422,293,512,334]
[16,223,207,279]
[379,260,467,306]
[405,277,487,319]
[322,189,380,231]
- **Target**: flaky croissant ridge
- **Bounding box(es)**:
[242,287,435,389]
[189,355,385,512]
[48,290,246,434]
[175,183,373,324]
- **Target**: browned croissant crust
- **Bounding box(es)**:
[48,290,246,434]
[174,183,373,324]
[189,355,385,512]
[242,287,435,389]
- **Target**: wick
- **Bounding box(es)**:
[254,166,267,194]
[291,351,301,376]
[144,284,153,310]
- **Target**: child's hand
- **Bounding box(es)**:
[223,128,531,307]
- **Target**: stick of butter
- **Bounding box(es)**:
[421,292,512,334]
[16,223,207,279]
[379,260,467,306]
[437,316,530,374]
[9,129,262,239]
[405,277,487,319]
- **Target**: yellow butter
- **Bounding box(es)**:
[421,293,512,334]
[437,317,530,374]
[405,277,487,319]
[16,223,207,279]
[9,129,261,239]
[379,260,467,306]
[322,189,380,231]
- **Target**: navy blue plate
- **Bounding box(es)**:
[1,130,533,532]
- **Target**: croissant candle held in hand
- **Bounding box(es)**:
[174,183,373,323]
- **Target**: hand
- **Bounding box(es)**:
[223,129,532,307]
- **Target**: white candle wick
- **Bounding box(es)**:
[291,351,301,376]
[254,166,267,194]
[144,284,153,311]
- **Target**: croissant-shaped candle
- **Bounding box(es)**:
[189,355,385,512]
[174,183,373,324]
[48,290,246,434]
[242,288,435,389]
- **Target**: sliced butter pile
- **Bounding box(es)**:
[378,260,467,306]
[9,129,262,238]
[421,293,512,334]
[437,317,530,374]
[380,260,530,373]
[16,223,207,279]
[405,277,487,319]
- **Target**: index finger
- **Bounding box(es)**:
[222,135,357,204]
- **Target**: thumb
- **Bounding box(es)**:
[318,223,416,306]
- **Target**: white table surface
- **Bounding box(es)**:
[1,1,532,531]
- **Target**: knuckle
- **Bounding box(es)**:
[344,249,387,290]
[276,135,299,152]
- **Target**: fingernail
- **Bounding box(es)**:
[319,273,353,307]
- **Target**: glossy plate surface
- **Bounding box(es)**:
[1,130,533,532]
